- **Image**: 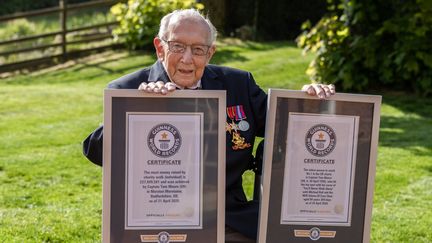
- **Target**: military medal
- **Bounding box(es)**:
[226,105,251,150]
[233,105,249,131]
[238,120,249,131]
[226,120,238,132]
[230,131,251,150]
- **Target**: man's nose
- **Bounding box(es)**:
[180,47,193,63]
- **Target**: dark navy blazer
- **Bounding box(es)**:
[83,61,267,239]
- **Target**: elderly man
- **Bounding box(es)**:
[83,8,335,243]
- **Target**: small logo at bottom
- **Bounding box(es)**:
[309,227,321,240]
[294,227,336,241]
[141,231,187,243]
[157,232,170,243]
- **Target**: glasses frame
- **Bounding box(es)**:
[161,39,211,56]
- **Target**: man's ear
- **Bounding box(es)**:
[206,45,216,64]
[154,37,165,61]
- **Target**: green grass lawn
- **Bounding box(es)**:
[0,40,431,242]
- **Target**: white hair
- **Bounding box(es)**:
[158,9,217,45]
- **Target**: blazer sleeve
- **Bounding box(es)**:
[82,78,138,166]
[82,125,103,166]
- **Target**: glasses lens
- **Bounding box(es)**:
[166,40,209,56]
[169,42,185,53]
[192,45,208,56]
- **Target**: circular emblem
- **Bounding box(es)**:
[157,231,170,243]
[305,124,336,157]
[238,120,250,131]
[148,123,182,158]
[309,227,321,241]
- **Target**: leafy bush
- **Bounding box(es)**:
[110,0,204,50]
[0,19,52,64]
[0,19,37,40]
[297,0,432,96]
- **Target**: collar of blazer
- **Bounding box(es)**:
[147,61,225,90]
[148,61,171,83]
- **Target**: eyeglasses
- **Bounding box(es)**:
[161,39,211,56]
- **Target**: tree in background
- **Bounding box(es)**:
[199,0,225,34]
[297,0,432,96]
[110,0,204,50]
[201,0,326,41]
[254,0,326,40]
[109,0,326,45]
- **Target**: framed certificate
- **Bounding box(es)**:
[258,89,381,243]
[103,89,226,243]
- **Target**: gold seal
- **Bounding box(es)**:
[334,204,344,214]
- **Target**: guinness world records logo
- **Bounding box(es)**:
[148,123,182,158]
[157,231,170,243]
[305,124,336,157]
[309,227,321,241]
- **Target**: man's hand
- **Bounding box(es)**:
[138,81,176,95]
[302,84,336,99]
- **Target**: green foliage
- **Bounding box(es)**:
[110,0,204,50]
[297,0,432,96]
[0,19,42,63]
[0,19,37,40]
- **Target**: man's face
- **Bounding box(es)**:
[154,19,215,88]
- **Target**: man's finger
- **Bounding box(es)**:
[153,87,162,93]
[138,82,148,91]
[155,81,165,87]
[328,84,336,94]
[160,87,168,94]
[147,82,156,90]
[155,81,165,91]
[302,84,315,95]
[312,84,325,99]
[165,82,176,91]
[322,85,332,98]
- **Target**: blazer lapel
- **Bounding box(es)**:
[148,61,171,83]
[201,66,224,90]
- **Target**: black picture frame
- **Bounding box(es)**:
[258,90,381,243]
[103,89,226,243]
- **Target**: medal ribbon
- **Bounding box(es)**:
[236,105,246,120]
[227,105,247,121]
[227,106,236,120]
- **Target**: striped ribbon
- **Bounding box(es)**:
[227,105,246,121]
